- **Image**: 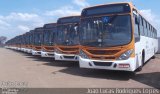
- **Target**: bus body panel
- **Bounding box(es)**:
[41,51,55,58]
[41,46,55,58]
[79,57,136,71]
[55,52,79,61]
[55,45,79,61]
[32,46,42,55]
[32,49,41,56]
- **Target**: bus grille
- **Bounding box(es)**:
[45,47,54,51]
[62,51,78,54]
[63,56,75,59]
[91,56,116,60]
[60,48,78,51]
[88,50,120,55]
[93,62,112,66]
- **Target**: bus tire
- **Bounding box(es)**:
[151,48,156,59]
[136,51,145,72]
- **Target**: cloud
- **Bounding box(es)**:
[0,12,46,39]
[73,0,89,8]
[0,20,10,27]
[45,0,89,17]
[140,9,160,36]
[17,25,30,32]
[1,0,90,39]
[45,6,80,17]
[0,13,39,21]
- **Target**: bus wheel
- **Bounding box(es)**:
[151,49,156,59]
[136,52,144,72]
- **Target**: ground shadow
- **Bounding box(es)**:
[59,67,135,81]
[56,59,153,81]
[133,72,160,89]
[43,61,79,67]
[8,49,31,56]
[7,49,160,88]
[59,67,160,88]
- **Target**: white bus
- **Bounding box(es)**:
[41,23,56,58]
[32,27,44,56]
[55,16,80,61]
[79,2,158,72]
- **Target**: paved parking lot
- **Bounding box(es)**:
[0,48,159,88]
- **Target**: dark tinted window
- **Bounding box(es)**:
[139,16,144,35]
[57,17,80,24]
[82,4,131,17]
[134,14,140,42]
[143,20,147,36]
[80,15,132,47]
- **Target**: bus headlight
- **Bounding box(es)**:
[118,49,133,60]
[79,50,89,59]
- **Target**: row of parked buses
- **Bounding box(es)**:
[5,2,158,72]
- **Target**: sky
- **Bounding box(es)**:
[0,0,160,40]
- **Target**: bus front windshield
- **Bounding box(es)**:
[43,29,55,46]
[34,33,42,45]
[80,15,132,47]
[57,24,79,46]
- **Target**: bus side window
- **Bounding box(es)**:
[149,24,151,38]
[148,24,150,37]
[143,19,145,36]
[139,16,144,36]
[134,14,140,42]
[144,20,148,37]
[153,29,155,38]
[155,30,157,39]
[154,29,157,39]
[151,27,153,38]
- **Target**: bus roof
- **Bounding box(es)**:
[81,2,132,17]
[83,2,131,10]
[43,23,57,29]
[82,2,157,30]
[57,16,80,24]
[35,27,44,32]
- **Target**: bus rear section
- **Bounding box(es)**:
[32,27,43,56]
[79,2,158,72]
[55,16,80,61]
[41,23,56,58]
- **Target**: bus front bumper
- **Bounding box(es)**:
[23,48,29,52]
[26,49,32,54]
[41,51,55,58]
[79,57,136,72]
[55,52,79,61]
[20,48,25,52]
[32,50,41,56]
[17,47,21,51]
